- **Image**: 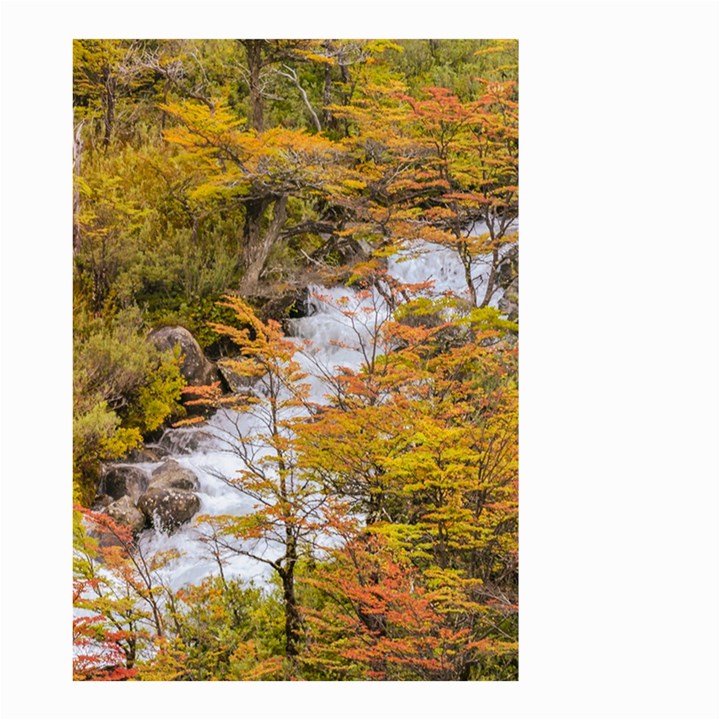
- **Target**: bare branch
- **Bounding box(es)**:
[277,64,322,132]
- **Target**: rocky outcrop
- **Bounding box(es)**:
[137,487,200,532]
[148,326,220,387]
[101,465,149,503]
[106,495,146,535]
[149,459,200,491]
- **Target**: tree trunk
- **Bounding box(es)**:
[239,194,288,294]
[479,248,499,308]
[243,40,264,132]
[459,242,479,307]
[73,122,84,254]
[280,547,301,659]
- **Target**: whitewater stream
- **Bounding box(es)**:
[130,234,514,591]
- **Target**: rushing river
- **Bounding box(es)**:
[131,233,513,591]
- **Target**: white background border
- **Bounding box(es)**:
[1,2,718,718]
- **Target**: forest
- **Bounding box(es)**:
[72,38,519,681]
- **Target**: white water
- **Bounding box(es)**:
[132,235,515,591]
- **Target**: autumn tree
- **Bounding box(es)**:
[161,99,347,292]
[329,73,518,309]
[296,297,519,675]
[395,81,519,307]
[73,40,156,148]
[73,508,179,678]
[302,533,517,680]
[190,296,351,666]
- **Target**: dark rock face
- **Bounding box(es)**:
[106,496,146,535]
[157,429,215,456]
[148,326,219,387]
[101,465,150,503]
[149,459,200,491]
[397,309,444,329]
[137,487,200,532]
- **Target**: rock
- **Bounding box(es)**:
[91,494,114,512]
[137,487,200,532]
[148,326,219,387]
[122,445,169,464]
[149,459,200,491]
[83,517,124,549]
[106,496,146,536]
[101,465,150,503]
[252,286,311,324]
[216,358,259,395]
[158,428,215,456]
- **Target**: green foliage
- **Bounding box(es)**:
[148,293,247,354]
[139,577,285,681]
[73,305,184,502]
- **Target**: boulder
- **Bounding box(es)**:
[82,517,124,549]
[101,465,149,503]
[105,496,146,536]
[148,326,219,387]
[122,445,169,464]
[91,494,114,512]
[496,245,519,321]
[137,487,200,532]
[149,459,200,491]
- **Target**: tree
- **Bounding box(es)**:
[73,508,176,679]
[296,298,519,677]
[330,79,518,308]
[161,99,344,292]
[139,576,286,681]
[191,296,351,665]
[73,40,154,148]
[393,82,519,307]
[302,533,516,680]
